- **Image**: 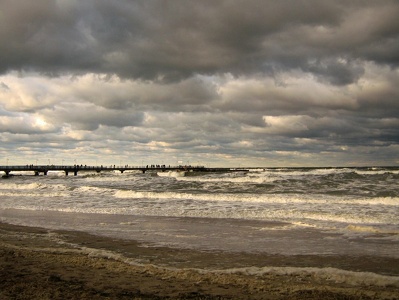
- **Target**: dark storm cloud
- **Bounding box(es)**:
[82,77,218,112]
[42,103,145,131]
[1,0,398,84]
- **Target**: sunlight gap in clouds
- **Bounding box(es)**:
[32,116,51,130]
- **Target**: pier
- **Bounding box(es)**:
[0,165,248,177]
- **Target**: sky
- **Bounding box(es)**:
[0,0,398,167]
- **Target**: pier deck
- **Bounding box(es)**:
[0,165,248,177]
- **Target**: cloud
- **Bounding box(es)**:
[0,114,56,134]
[1,1,398,83]
[0,1,398,166]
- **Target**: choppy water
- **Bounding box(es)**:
[1,167,398,258]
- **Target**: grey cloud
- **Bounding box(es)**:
[43,104,144,131]
[0,82,10,90]
[1,1,398,85]
[357,87,399,118]
[125,77,218,111]
[67,76,218,113]
[303,58,365,86]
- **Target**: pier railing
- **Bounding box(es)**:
[0,165,245,176]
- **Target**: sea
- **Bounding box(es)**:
[1,166,399,278]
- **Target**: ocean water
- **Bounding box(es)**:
[1,167,398,260]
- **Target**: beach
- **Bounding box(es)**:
[1,222,398,300]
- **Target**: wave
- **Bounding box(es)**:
[0,182,117,195]
[0,182,69,192]
[176,168,399,187]
[0,182,44,190]
[178,175,276,184]
[80,170,136,179]
[114,190,399,206]
[114,190,315,203]
[295,211,395,226]
[345,225,399,235]
[19,237,399,287]
[56,207,397,228]
[222,266,399,287]
[42,228,399,285]
[74,185,114,194]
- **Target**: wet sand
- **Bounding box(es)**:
[1,222,398,299]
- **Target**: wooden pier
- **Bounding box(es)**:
[0,165,248,177]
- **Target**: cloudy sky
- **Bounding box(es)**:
[1,0,398,167]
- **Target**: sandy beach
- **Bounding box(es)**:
[1,222,398,299]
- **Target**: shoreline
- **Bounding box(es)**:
[1,222,399,299]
